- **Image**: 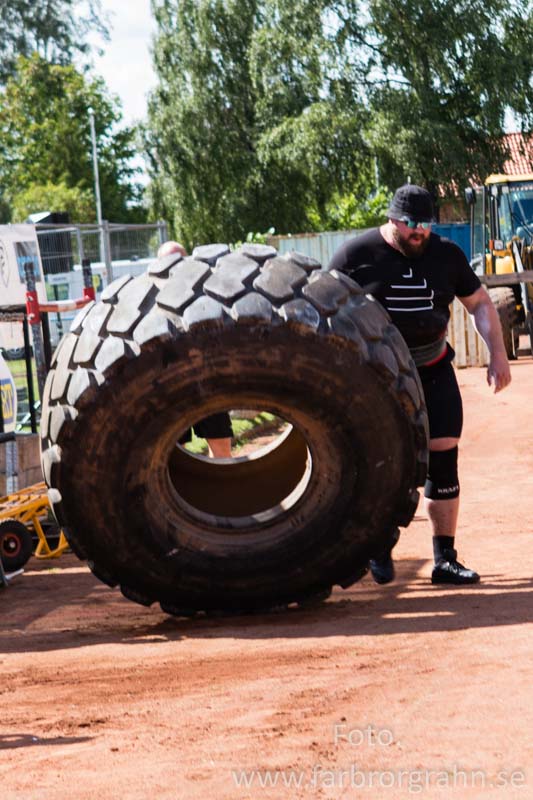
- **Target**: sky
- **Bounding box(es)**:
[92,0,157,126]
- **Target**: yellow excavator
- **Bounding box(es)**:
[465,173,533,358]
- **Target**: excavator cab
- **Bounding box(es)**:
[465,174,533,357]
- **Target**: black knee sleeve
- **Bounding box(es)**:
[424,447,459,500]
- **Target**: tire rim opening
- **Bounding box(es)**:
[167,410,313,519]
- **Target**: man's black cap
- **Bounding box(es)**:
[387,184,435,222]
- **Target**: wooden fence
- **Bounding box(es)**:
[448,299,489,368]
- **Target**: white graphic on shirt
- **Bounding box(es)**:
[385,271,434,312]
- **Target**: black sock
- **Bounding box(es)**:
[433,536,455,563]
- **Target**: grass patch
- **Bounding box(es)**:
[4,358,40,431]
[7,358,39,396]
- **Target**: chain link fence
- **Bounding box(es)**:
[32,220,168,349]
[2,221,169,427]
[35,220,167,278]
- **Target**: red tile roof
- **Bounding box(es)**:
[503,132,533,174]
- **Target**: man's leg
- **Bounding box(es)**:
[368,528,400,584]
[195,413,233,459]
[369,355,479,585]
[206,437,232,458]
[424,436,460,536]
[424,496,459,536]
[425,436,479,584]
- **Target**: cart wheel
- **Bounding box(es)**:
[0,519,34,571]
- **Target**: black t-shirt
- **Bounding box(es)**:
[328,228,481,348]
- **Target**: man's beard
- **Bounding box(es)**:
[391,227,430,258]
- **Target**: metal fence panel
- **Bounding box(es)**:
[45,259,153,346]
[31,221,167,348]
[268,223,472,266]
[35,221,166,277]
[267,230,367,266]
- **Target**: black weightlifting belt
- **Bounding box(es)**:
[409,337,447,368]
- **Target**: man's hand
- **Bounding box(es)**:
[460,287,512,393]
[487,350,512,393]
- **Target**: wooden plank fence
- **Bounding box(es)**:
[448,299,489,368]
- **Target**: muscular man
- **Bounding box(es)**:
[157,240,233,458]
[329,184,511,585]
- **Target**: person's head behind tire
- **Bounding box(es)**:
[158,240,187,258]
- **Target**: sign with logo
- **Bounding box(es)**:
[0,225,47,353]
[14,239,41,283]
[0,355,17,433]
[0,239,10,290]
[0,225,46,305]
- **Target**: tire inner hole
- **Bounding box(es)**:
[167,410,312,518]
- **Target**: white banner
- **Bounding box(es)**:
[0,224,47,305]
[0,224,49,353]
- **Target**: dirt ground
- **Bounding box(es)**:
[2,355,532,800]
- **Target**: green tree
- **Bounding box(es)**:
[0,197,11,224]
[251,1,370,231]
[0,55,144,222]
[312,185,392,231]
[11,181,95,223]
[0,0,109,85]
[146,0,260,247]
[146,0,370,245]
[146,0,533,241]
[362,0,533,196]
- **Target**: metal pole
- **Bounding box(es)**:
[81,258,96,302]
[0,431,18,537]
[24,261,47,402]
[22,315,38,434]
[88,108,105,264]
[102,220,114,283]
[53,284,64,339]
[158,221,168,247]
[76,226,85,264]
[41,312,53,371]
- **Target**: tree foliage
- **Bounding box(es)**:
[146,0,259,246]
[11,181,95,224]
[364,0,533,193]
[146,0,533,242]
[310,186,392,232]
[0,0,109,86]
[0,55,143,223]
[146,0,370,246]
[251,2,371,230]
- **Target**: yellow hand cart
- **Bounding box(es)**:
[0,481,69,571]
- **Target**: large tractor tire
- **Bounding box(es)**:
[489,286,519,359]
[40,244,428,616]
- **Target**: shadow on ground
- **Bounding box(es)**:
[2,554,531,655]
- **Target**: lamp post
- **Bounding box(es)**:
[88,107,104,263]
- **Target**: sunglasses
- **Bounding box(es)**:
[395,216,432,230]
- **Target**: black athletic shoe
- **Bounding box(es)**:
[369,554,395,584]
[431,548,480,585]
[369,528,400,585]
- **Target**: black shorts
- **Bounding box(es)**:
[179,412,233,444]
[417,346,463,440]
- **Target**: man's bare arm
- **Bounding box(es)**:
[459,287,512,393]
